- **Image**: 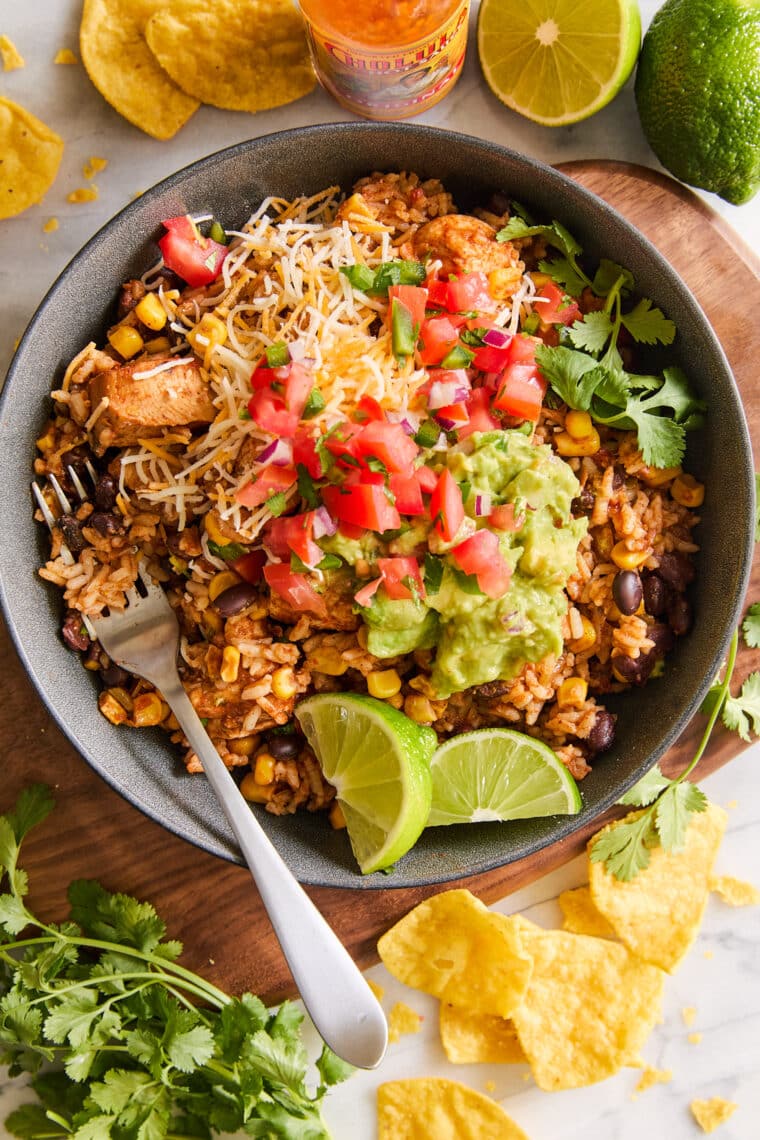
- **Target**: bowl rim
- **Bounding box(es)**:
[1,121,754,887]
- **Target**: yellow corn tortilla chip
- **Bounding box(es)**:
[558,886,617,938]
[588,803,727,972]
[84,156,108,180]
[509,926,665,1091]
[440,1004,526,1064]
[367,978,384,1003]
[710,873,760,907]
[54,48,79,64]
[377,890,532,1019]
[80,0,199,140]
[377,1078,529,1140]
[388,1002,423,1044]
[690,1097,738,1133]
[0,98,64,220]
[144,0,315,113]
[68,187,99,204]
[0,35,24,70]
[43,217,59,234]
[634,1064,672,1094]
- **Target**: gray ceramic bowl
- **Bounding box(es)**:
[0,123,753,887]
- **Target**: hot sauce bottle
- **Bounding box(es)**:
[298,0,471,120]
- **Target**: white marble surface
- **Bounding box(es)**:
[0,1,758,1136]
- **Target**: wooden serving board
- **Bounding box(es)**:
[1,161,759,1004]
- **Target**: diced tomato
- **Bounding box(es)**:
[339,521,366,541]
[489,503,524,532]
[425,276,450,310]
[264,511,322,568]
[389,473,425,516]
[377,556,425,601]
[321,483,401,533]
[446,271,496,314]
[417,316,461,366]
[354,577,382,607]
[472,342,513,373]
[283,362,313,421]
[508,334,541,364]
[236,464,297,507]
[247,389,299,437]
[352,395,386,423]
[293,429,323,479]
[346,467,385,486]
[451,529,512,598]
[435,403,470,431]
[353,420,419,475]
[230,549,266,584]
[263,563,326,617]
[158,217,228,288]
[322,422,363,467]
[534,281,581,327]
[414,465,438,494]
[493,363,547,422]
[388,285,428,332]
[458,387,500,439]
[430,468,464,543]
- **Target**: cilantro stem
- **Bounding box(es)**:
[677,628,739,784]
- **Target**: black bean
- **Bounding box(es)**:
[591,525,615,561]
[62,610,90,652]
[100,661,130,687]
[587,710,616,753]
[648,621,675,654]
[668,594,693,637]
[612,623,674,686]
[612,570,643,615]
[642,572,670,616]
[58,514,86,554]
[213,582,259,616]
[268,733,301,760]
[656,551,695,589]
[571,487,594,517]
[94,473,118,510]
[89,511,124,537]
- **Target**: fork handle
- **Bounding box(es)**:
[162,678,387,1070]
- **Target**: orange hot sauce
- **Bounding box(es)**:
[298,0,470,120]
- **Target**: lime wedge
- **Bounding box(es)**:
[427,728,581,826]
[477,0,641,126]
[295,693,436,874]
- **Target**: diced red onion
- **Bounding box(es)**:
[483,328,512,349]
[435,415,458,431]
[258,438,293,466]
[312,505,337,539]
[354,577,382,607]
[474,493,492,517]
[388,410,421,435]
[428,375,471,409]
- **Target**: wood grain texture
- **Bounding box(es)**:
[1,160,758,1004]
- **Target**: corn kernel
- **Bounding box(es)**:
[367,669,402,699]
[144,335,172,354]
[639,464,682,487]
[188,314,227,353]
[671,473,705,508]
[203,510,231,547]
[132,691,164,726]
[36,431,55,453]
[229,735,260,757]
[565,410,593,439]
[569,615,596,653]
[134,291,167,331]
[220,645,240,684]
[98,691,130,725]
[404,694,435,724]
[240,772,273,802]
[208,570,240,601]
[254,753,276,785]
[329,802,347,830]
[307,648,348,676]
[557,677,588,709]
[356,625,370,650]
[271,666,297,700]
[611,542,651,570]
[107,324,144,359]
[554,428,601,457]
[201,608,223,637]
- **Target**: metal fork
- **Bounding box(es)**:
[33,470,387,1069]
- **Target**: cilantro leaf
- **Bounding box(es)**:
[567,311,614,355]
[589,811,659,881]
[207,541,247,561]
[625,404,686,468]
[316,1045,354,1090]
[538,256,589,297]
[742,602,760,648]
[654,781,708,850]
[534,344,601,410]
[591,259,635,297]
[722,671,760,741]
[617,763,672,807]
[644,366,706,423]
[621,297,676,345]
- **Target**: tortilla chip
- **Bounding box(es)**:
[690,1097,738,1133]
[377,890,532,1019]
[688,1032,703,1044]
[377,1078,529,1140]
[634,1064,672,1094]
[43,217,59,234]
[80,0,199,140]
[388,1002,423,1044]
[509,926,665,1091]
[68,187,99,203]
[144,0,315,113]
[588,803,727,972]
[367,979,384,1003]
[0,98,64,219]
[558,886,617,938]
[54,48,79,64]
[682,1005,697,1026]
[440,1004,526,1064]
[0,35,24,70]
[84,156,108,180]
[709,874,760,907]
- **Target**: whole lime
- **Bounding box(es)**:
[635,0,760,205]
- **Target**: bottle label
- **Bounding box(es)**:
[304,1,470,118]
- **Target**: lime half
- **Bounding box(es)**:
[295,693,436,874]
[477,0,641,127]
[427,728,581,827]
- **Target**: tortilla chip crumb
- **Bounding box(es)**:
[688,1033,703,1044]
[690,1097,738,1133]
[484,1079,496,1093]
[704,950,714,960]
[67,187,99,204]
[367,979,384,1003]
[725,799,738,810]
[709,874,760,907]
[387,1002,423,1044]
[42,217,59,234]
[83,156,108,180]
[54,48,78,65]
[634,1065,672,1095]
[682,1006,697,1027]
[0,35,25,71]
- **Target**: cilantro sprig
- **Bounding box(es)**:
[0,787,351,1139]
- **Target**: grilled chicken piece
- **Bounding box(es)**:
[410,214,524,299]
[87,355,215,455]
[268,569,360,631]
